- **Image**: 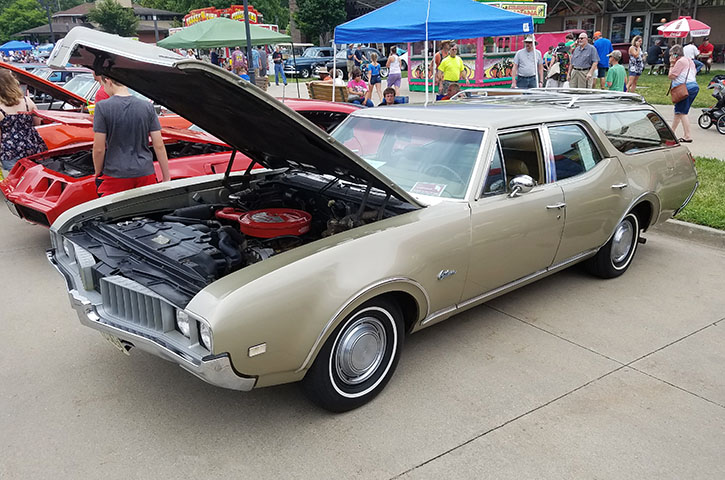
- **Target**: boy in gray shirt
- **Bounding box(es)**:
[92,76,170,196]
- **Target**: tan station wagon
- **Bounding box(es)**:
[47,28,697,412]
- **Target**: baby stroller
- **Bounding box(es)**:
[698,74,725,134]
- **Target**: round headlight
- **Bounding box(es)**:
[176,310,191,338]
[199,322,212,351]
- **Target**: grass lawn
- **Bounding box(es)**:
[677,157,725,230]
[634,69,724,108]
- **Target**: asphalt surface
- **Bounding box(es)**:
[1,199,724,478]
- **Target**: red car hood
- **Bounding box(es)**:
[1,61,87,108]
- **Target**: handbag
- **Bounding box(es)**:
[669,63,691,103]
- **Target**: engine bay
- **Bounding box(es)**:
[64,172,415,306]
[38,141,230,178]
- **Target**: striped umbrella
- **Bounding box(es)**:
[657,16,710,38]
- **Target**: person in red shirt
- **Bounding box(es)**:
[93,73,110,103]
[698,37,714,72]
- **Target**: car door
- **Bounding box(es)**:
[544,123,634,264]
[462,127,565,300]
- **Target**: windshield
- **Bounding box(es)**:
[332,117,483,199]
[33,68,53,80]
[302,48,321,58]
[63,74,97,100]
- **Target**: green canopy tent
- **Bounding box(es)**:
[157,17,291,49]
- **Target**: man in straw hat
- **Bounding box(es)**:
[511,35,543,89]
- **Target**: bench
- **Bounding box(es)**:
[306,82,350,102]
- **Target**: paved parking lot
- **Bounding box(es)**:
[1,204,723,479]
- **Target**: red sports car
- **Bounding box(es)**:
[1,99,358,226]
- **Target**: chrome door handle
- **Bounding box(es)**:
[546,202,566,210]
[611,183,628,189]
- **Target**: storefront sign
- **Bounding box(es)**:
[478,1,547,23]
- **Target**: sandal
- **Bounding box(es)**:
[679,138,693,143]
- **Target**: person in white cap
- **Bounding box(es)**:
[511,35,543,89]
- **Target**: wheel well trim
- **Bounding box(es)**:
[596,193,658,253]
[295,277,430,373]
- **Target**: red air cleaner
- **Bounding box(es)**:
[215,207,312,238]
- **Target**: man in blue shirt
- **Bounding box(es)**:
[251,47,260,79]
[593,31,613,89]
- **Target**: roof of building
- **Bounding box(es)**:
[53,3,181,18]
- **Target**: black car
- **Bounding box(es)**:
[324,47,389,80]
[284,46,335,78]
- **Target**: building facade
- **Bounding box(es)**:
[21,2,183,44]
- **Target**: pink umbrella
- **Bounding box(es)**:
[657,16,711,38]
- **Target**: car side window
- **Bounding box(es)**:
[497,129,544,187]
[591,110,677,154]
[482,143,506,195]
[549,124,602,181]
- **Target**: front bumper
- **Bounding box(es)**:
[47,248,257,391]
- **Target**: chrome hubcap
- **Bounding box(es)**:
[611,220,634,265]
[335,317,387,385]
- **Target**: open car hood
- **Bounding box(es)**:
[48,28,421,207]
[0,61,86,108]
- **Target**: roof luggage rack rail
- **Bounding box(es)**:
[450,87,645,108]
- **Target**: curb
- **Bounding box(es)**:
[652,219,725,250]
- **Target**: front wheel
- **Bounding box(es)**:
[400,60,407,71]
[698,113,712,129]
[301,298,404,412]
[717,116,725,135]
[300,67,311,79]
[586,213,640,278]
[380,66,389,78]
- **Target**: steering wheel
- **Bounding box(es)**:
[424,164,465,185]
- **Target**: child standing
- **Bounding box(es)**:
[366,52,383,104]
[605,50,627,92]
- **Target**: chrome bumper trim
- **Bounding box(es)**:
[673,181,699,217]
[47,249,257,392]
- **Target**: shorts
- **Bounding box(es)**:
[597,67,609,78]
[96,173,158,197]
[629,70,641,77]
[370,74,381,85]
[673,83,700,115]
[387,73,401,88]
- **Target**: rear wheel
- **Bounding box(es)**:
[698,113,712,129]
[401,60,407,71]
[301,298,404,412]
[717,116,725,135]
[586,213,640,278]
[380,66,389,78]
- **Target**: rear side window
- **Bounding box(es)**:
[590,110,677,154]
[548,125,602,181]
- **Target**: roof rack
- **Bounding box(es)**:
[449,88,645,108]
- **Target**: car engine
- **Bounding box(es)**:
[64,173,411,306]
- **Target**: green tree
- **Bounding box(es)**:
[0,0,47,42]
[294,0,344,44]
[88,0,139,37]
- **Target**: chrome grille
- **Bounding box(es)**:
[99,275,174,332]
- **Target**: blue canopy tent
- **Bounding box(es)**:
[332,0,534,102]
[0,40,33,53]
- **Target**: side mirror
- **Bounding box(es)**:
[508,175,535,197]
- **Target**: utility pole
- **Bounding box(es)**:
[243,0,255,84]
[39,0,56,43]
